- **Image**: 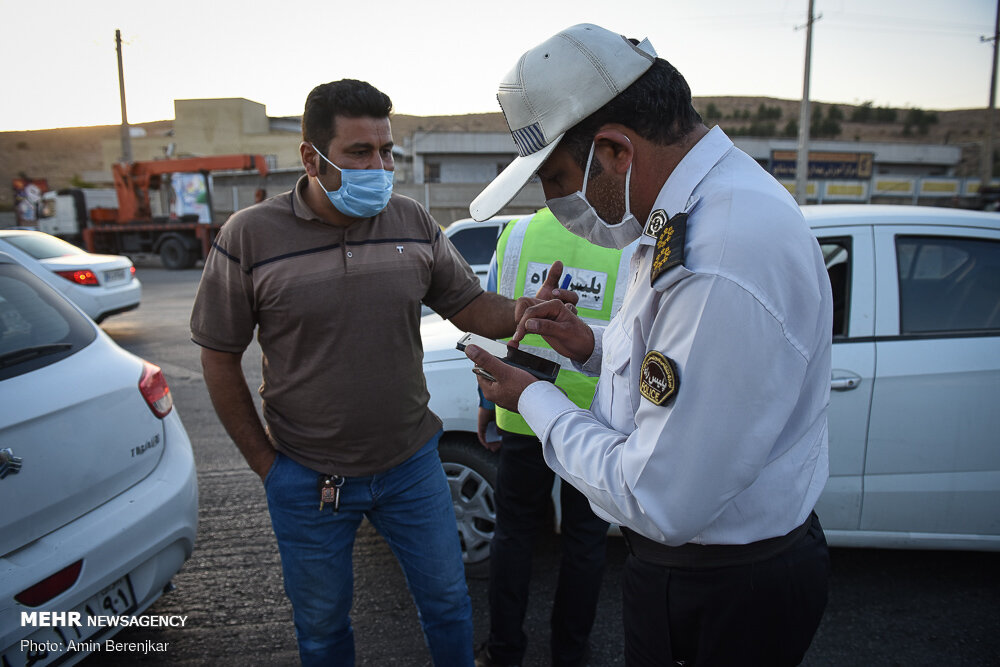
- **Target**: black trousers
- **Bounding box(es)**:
[487,432,609,666]
[622,513,830,667]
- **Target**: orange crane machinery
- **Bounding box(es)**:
[82,154,270,269]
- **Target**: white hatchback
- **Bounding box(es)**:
[0,252,198,666]
[426,205,1000,573]
[0,230,141,323]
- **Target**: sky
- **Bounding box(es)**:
[0,0,996,132]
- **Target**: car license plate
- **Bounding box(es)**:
[102,268,127,284]
[2,576,136,667]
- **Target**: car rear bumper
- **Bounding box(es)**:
[91,278,142,323]
[94,301,140,324]
[0,408,198,661]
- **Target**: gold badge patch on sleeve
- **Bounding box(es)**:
[639,351,679,406]
[647,210,687,286]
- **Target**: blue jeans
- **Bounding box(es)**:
[264,433,473,667]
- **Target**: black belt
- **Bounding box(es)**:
[620,514,814,569]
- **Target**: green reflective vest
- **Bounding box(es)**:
[495,208,632,435]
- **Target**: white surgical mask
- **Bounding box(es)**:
[546,140,644,250]
[312,143,394,218]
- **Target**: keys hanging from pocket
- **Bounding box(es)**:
[319,475,345,512]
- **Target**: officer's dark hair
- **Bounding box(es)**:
[302,79,393,155]
[561,56,703,173]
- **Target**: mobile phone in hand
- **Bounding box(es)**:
[456,333,560,383]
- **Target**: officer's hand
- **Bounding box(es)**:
[533,261,580,304]
[512,299,595,362]
[514,261,580,328]
[464,345,538,413]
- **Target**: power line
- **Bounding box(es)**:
[821,12,990,36]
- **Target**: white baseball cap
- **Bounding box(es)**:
[470,24,657,221]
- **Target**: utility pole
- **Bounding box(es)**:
[982,2,1000,187]
[116,29,133,164]
[795,0,818,205]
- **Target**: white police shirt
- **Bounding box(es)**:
[519,127,833,547]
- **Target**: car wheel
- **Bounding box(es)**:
[159,238,196,270]
[439,437,498,579]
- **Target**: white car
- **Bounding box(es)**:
[427,205,1000,573]
[443,216,518,289]
[806,205,999,551]
[0,251,198,666]
[0,230,141,323]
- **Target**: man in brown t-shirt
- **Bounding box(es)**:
[191,79,559,667]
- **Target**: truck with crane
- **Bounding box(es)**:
[39,154,269,269]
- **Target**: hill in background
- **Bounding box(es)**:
[2,97,995,211]
[394,96,987,149]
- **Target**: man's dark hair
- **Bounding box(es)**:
[561,58,703,171]
[302,79,393,152]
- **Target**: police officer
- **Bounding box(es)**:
[476,208,634,667]
[465,24,833,666]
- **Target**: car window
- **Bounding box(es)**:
[1,232,88,259]
[448,226,501,266]
[819,237,851,338]
[896,235,1000,334]
[0,263,96,380]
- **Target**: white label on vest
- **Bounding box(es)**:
[525,262,609,312]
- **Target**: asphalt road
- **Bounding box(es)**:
[87,265,999,666]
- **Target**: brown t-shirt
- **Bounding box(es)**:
[191,176,482,475]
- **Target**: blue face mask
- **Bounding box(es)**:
[312,143,394,218]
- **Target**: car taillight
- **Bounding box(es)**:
[54,269,100,286]
[139,362,173,418]
[16,561,83,607]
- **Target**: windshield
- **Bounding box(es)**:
[2,233,88,259]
